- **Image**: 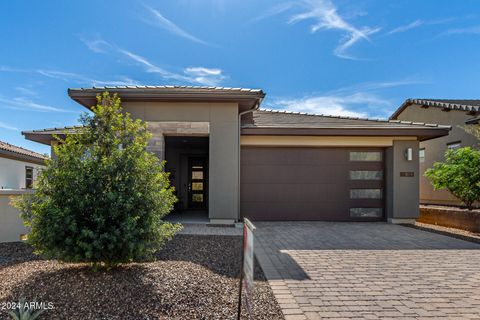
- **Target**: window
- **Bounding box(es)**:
[350,189,382,199]
[419,148,425,163]
[447,141,461,150]
[192,194,203,202]
[192,182,204,191]
[349,151,382,161]
[192,171,203,179]
[350,170,383,180]
[350,208,383,218]
[25,167,33,189]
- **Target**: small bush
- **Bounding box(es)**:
[13,92,180,268]
[425,147,480,210]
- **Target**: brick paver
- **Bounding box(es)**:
[254,222,480,319]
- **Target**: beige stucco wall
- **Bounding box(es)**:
[241,135,415,147]
[0,190,31,243]
[122,101,240,222]
[396,105,479,206]
[0,157,44,189]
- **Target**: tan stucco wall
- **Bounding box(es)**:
[0,190,31,242]
[241,135,415,147]
[123,102,240,222]
[396,105,479,206]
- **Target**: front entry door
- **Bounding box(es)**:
[188,157,207,209]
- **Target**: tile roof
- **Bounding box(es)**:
[466,115,480,125]
[0,140,48,162]
[69,85,264,94]
[244,110,452,130]
[22,126,84,135]
[391,99,480,119]
[68,85,265,110]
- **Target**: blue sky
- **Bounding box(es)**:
[1,0,480,154]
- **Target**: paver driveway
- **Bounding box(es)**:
[254,222,480,320]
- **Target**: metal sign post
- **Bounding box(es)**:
[237,218,256,320]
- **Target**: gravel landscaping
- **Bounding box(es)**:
[0,235,283,320]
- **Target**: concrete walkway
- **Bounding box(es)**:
[254,222,480,320]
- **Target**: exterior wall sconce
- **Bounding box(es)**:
[405,147,413,161]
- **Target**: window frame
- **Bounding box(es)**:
[25,166,34,189]
[419,148,425,163]
[447,141,461,150]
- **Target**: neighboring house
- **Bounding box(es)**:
[0,140,47,189]
[23,86,450,224]
[390,99,480,207]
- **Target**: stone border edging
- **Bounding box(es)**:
[401,223,480,245]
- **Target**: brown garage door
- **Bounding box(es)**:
[240,147,385,221]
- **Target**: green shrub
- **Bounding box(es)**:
[425,147,480,210]
[13,92,180,268]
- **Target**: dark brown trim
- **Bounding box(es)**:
[23,133,63,146]
[0,149,46,165]
[240,127,450,141]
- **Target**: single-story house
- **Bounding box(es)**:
[23,86,450,224]
[390,99,480,207]
[0,140,47,189]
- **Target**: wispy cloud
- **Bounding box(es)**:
[268,77,428,118]
[0,121,18,131]
[251,2,296,23]
[270,92,389,118]
[267,0,381,59]
[37,69,88,82]
[0,65,143,87]
[15,86,37,96]
[443,25,480,35]
[81,36,226,86]
[142,5,208,45]
[184,67,225,86]
[330,77,430,94]
[387,18,456,35]
[0,96,72,113]
[80,35,111,53]
[387,20,423,35]
[120,47,226,85]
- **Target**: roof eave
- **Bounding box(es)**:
[23,132,63,146]
[68,88,266,111]
[241,126,450,141]
[0,148,47,165]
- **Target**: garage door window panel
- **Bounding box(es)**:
[350,208,383,218]
[349,151,382,161]
[350,170,383,180]
[350,189,382,199]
